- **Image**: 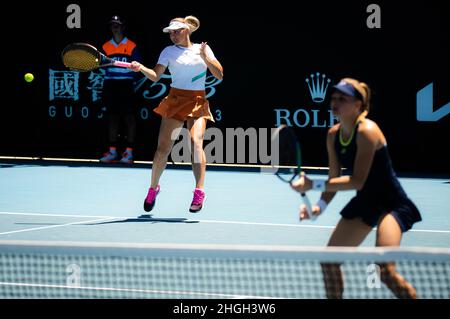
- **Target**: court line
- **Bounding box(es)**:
[199,219,335,229]
[0,211,110,219]
[184,219,450,234]
[0,217,117,236]
[1,211,449,234]
[0,155,328,170]
[0,282,274,299]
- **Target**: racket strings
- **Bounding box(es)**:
[277,132,298,167]
[62,49,99,71]
[272,128,301,183]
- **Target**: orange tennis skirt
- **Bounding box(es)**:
[153,87,215,122]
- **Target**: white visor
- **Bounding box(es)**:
[163,21,190,33]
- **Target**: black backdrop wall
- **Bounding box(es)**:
[1,0,449,174]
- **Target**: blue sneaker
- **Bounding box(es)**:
[100,151,118,163]
[119,151,134,164]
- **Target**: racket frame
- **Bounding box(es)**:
[62,42,131,72]
[273,125,315,220]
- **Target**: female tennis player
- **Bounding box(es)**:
[291,78,422,298]
[130,16,223,213]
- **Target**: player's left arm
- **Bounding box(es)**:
[327,122,379,191]
[200,42,223,80]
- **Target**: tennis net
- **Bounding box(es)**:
[1,240,449,299]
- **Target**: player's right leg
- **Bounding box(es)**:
[143,117,184,212]
[376,213,417,299]
[321,217,372,298]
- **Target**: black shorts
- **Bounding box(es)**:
[102,79,136,116]
[340,195,422,232]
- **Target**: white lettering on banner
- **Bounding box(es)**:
[50,101,113,119]
[46,69,340,126]
[140,108,149,120]
[98,107,106,119]
[274,109,338,128]
[81,106,89,118]
[293,109,310,127]
[274,109,292,126]
[49,70,79,101]
[47,105,154,120]
[311,109,327,128]
[214,109,222,121]
[87,69,106,102]
[49,106,56,117]
[417,82,450,122]
[205,75,222,98]
[135,74,222,100]
[273,71,337,128]
[65,106,73,118]
[48,69,223,120]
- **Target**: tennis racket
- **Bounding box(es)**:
[61,43,131,72]
[271,125,315,220]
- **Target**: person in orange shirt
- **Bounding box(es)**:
[99,15,142,164]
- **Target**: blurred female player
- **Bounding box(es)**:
[291,78,422,298]
[130,16,223,213]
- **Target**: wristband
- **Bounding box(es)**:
[316,198,328,213]
[312,179,326,192]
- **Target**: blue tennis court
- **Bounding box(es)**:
[0,164,450,247]
[0,160,449,299]
[0,161,449,246]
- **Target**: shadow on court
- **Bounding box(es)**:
[86,215,200,225]
[11,215,200,228]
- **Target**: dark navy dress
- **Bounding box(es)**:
[335,123,422,232]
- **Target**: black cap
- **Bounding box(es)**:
[109,15,124,25]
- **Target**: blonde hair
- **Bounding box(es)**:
[340,77,371,115]
[171,15,200,34]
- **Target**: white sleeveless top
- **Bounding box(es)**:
[157,43,217,90]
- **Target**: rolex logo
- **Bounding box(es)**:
[305,72,331,103]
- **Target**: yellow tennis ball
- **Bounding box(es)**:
[24,73,34,83]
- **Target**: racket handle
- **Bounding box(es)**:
[113,61,132,68]
[301,193,316,221]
